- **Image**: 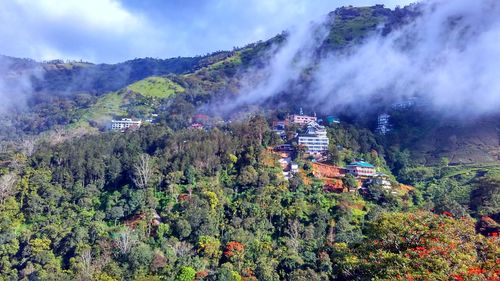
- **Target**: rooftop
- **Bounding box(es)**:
[348,161,375,168]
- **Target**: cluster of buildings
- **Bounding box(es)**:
[273,111,340,155]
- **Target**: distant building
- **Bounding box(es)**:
[392,98,417,109]
[371,173,392,189]
[298,122,329,153]
[274,144,294,151]
[346,161,376,177]
[190,123,204,130]
[287,114,317,126]
[326,116,340,125]
[193,114,210,124]
[111,118,142,131]
[272,120,287,139]
[376,113,391,135]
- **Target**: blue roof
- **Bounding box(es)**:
[349,161,375,168]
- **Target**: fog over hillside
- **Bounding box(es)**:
[234,0,500,118]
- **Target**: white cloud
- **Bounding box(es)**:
[0,0,418,62]
[0,0,163,62]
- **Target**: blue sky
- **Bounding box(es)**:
[0,0,417,63]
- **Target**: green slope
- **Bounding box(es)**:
[127,76,185,98]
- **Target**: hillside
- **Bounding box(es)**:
[0,3,499,281]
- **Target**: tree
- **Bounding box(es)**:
[175,266,196,281]
[133,154,154,189]
[342,174,358,191]
[116,228,137,255]
[0,173,17,204]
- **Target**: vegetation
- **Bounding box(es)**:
[0,114,497,280]
[128,77,185,98]
[0,4,498,280]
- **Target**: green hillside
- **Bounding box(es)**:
[127,76,185,98]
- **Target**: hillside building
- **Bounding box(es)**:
[346,161,376,177]
[376,113,391,135]
[287,114,317,126]
[111,118,142,131]
[326,115,340,125]
[298,122,329,153]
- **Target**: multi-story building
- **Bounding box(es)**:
[298,122,329,153]
[346,161,376,177]
[287,114,317,126]
[111,118,142,131]
[376,113,391,135]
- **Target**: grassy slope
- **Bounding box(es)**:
[72,92,126,129]
[127,76,185,98]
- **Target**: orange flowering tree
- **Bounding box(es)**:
[224,241,246,271]
[329,211,499,280]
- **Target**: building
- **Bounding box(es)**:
[298,122,329,153]
[190,123,204,130]
[111,118,142,131]
[371,173,392,189]
[346,161,376,177]
[326,116,340,125]
[376,113,391,135]
[274,144,294,151]
[193,114,209,124]
[287,114,317,126]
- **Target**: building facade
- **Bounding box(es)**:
[287,114,317,126]
[346,161,376,177]
[111,118,142,131]
[298,122,329,153]
[376,113,391,135]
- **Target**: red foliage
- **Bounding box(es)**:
[196,270,209,280]
[224,241,245,258]
[442,211,453,217]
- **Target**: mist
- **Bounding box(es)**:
[233,0,500,119]
[0,57,41,115]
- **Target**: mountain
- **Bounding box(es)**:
[0,3,499,280]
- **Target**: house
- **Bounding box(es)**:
[111,118,142,132]
[274,144,294,151]
[298,122,329,153]
[193,114,210,124]
[346,161,376,177]
[371,173,392,189]
[272,121,287,139]
[287,114,317,126]
[190,123,204,130]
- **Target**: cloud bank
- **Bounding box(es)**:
[234,0,500,118]
[0,0,415,63]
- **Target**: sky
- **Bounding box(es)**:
[0,0,416,63]
[227,0,500,118]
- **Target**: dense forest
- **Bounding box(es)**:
[0,114,498,280]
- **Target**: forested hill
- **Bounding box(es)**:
[0,4,499,280]
[0,51,237,95]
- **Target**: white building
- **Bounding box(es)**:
[111,118,142,131]
[298,122,329,153]
[376,113,391,135]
